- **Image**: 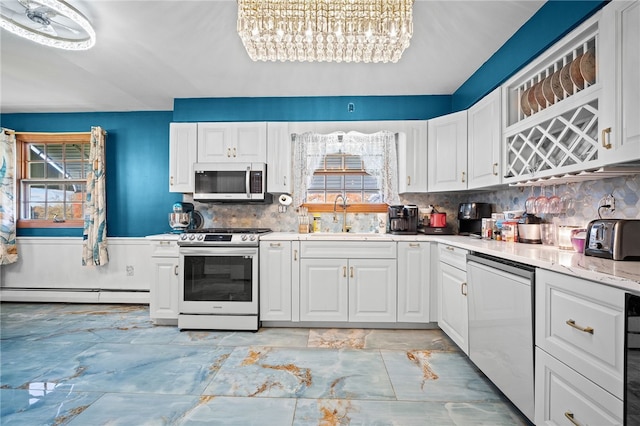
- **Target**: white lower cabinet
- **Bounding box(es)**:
[437,244,469,354]
[259,240,293,321]
[535,268,624,425]
[149,239,180,325]
[397,241,431,323]
[298,241,397,323]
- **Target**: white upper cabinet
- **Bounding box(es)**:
[428,110,468,191]
[266,122,292,194]
[397,121,428,193]
[169,123,197,193]
[197,122,267,163]
[467,87,502,189]
[599,0,640,165]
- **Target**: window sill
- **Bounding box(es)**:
[18,220,84,229]
[302,203,388,213]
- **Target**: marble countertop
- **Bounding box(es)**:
[261,232,640,293]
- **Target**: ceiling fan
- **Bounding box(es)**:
[0,0,95,50]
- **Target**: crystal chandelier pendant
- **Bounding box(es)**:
[237,0,414,63]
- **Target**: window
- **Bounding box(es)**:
[292,131,399,213]
[16,133,91,228]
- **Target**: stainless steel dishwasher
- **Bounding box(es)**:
[466,252,535,423]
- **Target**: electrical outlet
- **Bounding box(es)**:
[126,265,134,276]
[598,194,616,215]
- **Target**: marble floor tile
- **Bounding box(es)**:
[0,303,531,425]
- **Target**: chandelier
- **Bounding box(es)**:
[0,0,95,50]
[237,0,414,63]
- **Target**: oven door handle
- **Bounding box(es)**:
[180,247,258,256]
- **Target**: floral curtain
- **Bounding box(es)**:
[82,126,109,266]
[0,128,18,265]
[292,130,400,207]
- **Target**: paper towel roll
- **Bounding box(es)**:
[279,194,292,206]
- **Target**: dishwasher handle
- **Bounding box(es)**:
[466,252,535,280]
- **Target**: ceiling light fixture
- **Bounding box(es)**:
[237,0,414,63]
[0,0,95,50]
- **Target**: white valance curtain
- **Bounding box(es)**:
[0,128,18,265]
[292,130,400,207]
[82,126,109,266]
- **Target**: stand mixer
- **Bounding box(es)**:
[169,202,192,233]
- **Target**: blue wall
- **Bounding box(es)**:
[1,111,178,237]
[0,1,607,237]
[452,0,607,110]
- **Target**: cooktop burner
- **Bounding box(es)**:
[186,228,272,234]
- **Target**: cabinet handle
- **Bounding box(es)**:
[343,266,347,277]
[566,319,594,334]
[350,266,354,278]
[174,265,179,276]
[409,243,420,248]
[564,411,580,426]
[461,282,467,296]
[601,127,612,149]
[270,243,281,247]
[407,176,411,186]
[461,171,466,183]
[283,176,287,186]
[293,250,297,261]
[227,147,231,157]
[446,246,454,251]
[233,147,237,157]
[492,163,498,176]
[170,176,174,186]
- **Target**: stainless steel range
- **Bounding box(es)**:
[177,228,271,331]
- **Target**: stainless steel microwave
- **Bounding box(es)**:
[193,162,268,202]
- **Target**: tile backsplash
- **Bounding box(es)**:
[189,174,639,233]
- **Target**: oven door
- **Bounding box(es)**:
[179,246,258,315]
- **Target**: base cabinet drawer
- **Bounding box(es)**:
[536,269,625,398]
[535,348,623,426]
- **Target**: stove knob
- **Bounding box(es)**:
[197,234,204,241]
[241,235,248,241]
[189,234,196,240]
[249,235,256,241]
[180,234,188,241]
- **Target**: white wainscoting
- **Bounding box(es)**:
[0,237,151,304]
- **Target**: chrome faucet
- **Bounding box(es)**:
[333,194,350,232]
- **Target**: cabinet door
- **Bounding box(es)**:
[266,122,292,194]
[397,242,430,323]
[198,123,231,162]
[349,258,397,322]
[259,241,292,321]
[428,110,468,191]
[300,258,348,322]
[467,87,501,189]
[438,262,468,354]
[600,1,640,164]
[234,122,267,162]
[150,257,179,322]
[169,123,197,193]
[397,121,428,193]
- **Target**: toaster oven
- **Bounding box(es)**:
[584,219,640,261]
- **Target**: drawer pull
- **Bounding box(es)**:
[461,282,467,296]
[270,242,281,247]
[566,319,594,334]
[446,246,455,251]
[409,243,420,248]
[564,411,580,426]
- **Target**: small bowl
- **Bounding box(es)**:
[570,229,587,253]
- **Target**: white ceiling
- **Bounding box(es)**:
[0,0,545,114]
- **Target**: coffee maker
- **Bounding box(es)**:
[458,202,492,236]
[387,205,418,235]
